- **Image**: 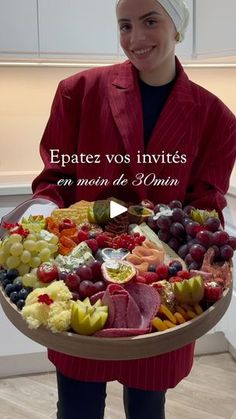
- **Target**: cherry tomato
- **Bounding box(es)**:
[37,263,59,283]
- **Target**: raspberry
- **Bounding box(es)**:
[156,263,169,280]
[177,270,191,279]
[77,230,89,242]
[135,275,147,284]
[142,271,159,284]
[204,282,223,302]
[85,239,99,253]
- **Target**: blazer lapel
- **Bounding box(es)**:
[146,60,197,176]
[108,61,144,164]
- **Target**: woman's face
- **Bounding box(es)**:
[116,0,177,82]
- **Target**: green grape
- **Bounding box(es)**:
[47,243,58,254]
[6,255,20,269]
[23,240,37,252]
[27,233,37,241]
[50,235,59,245]
[22,272,37,287]
[20,250,31,264]
[33,280,47,289]
[29,256,41,268]
[35,240,47,252]
[0,249,6,265]
[10,242,24,257]
[13,276,23,284]
[39,248,51,262]
[30,268,38,276]
[7,234,23,244]
[18,263,30,276]
[3,239,12,253]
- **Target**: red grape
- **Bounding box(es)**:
[168,238,181,252]
[169,200,182,209]
[178,244,189,259]
[79,280,96,298]
[185,221,201,238]
[188,261,202,270]
[204,217,221,232]
[170,222,185,238]
[76,265,93,281]
[189,244,206,262]
[93,281,106,292]
[220,245,234,261]
[156,215,172,230]
[196,230,213,247]
[65,272,81,292]
[185,254,195,265]
[212,231,229,246]
[154,204,169,214]
[172,208,185,222]
[228,236,236,250]
[211,245,220,259]
[147,216,157,230]
[158,229,171,242]
[183,205,195,215]
[89,261,103,281]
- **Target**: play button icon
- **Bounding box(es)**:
[110,200,127,218]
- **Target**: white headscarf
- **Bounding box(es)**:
[116,0,189,41]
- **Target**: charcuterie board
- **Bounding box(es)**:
[0,283,232,360]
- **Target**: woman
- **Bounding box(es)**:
[3,0,236,418]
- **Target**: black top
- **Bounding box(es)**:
[138,77,176,147]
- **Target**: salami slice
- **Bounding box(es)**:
[125,283,161,328]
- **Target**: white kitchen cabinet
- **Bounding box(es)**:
[0,0,38,57]
[0,0,235,61]
[194,0,236,58]
[38,0,118,58]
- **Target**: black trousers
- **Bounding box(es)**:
[56,370,166,419]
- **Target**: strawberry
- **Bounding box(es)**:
[204,281,223,302]
[156,263,169,280]
[177,270,191,279]
[77,229,89,243]
[142,271,159,284]
[85,239,99,253]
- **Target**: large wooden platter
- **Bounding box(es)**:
[0,284,233,360]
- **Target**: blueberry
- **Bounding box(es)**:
[10,291,19,304]
[2,278,11,288]
[18,288,29,300]
[12,280,23,292]
[168,266,178,277]
[5,283,15,296]
[0,271,7,283]
[171,261,183,272]
[148,264,157,272]
[16,299,25,310]
[6,269,19,281]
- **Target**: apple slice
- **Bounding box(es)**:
[172,276,204,304]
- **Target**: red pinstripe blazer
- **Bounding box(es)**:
[32,58,236,390]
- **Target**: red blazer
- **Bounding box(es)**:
[32,58,236,390]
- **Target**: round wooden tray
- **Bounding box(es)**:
[0,284,233,360]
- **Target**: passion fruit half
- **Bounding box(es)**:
[128,205,154,224]
[101,259,136,285]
